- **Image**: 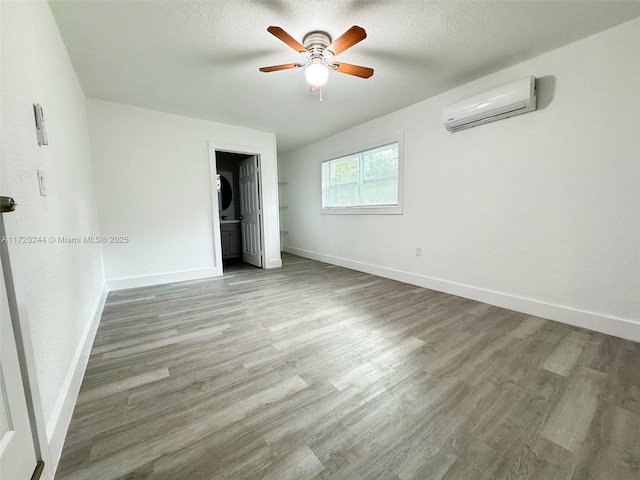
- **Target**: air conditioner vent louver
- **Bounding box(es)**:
[443,76,537,133]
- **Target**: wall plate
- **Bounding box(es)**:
[37,169,47,196]
[33,103,48,146]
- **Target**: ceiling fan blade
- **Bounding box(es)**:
[326,26,367,57]
[267,26,308,54]
[259,63,302,73]
[332,62,374,79]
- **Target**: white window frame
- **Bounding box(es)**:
[320,134,404,215]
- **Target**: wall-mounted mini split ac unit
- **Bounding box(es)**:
[443,76,537,132]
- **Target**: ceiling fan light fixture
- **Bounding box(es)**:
[305,58,329,86]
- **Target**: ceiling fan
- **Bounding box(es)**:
[259,26,374,89]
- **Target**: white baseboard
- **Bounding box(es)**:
[107,267,221,291]
[46,281,108,473]
[283,246,640,343]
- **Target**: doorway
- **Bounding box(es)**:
[214,151,264,271]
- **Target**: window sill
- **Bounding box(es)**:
[320,205,403,215]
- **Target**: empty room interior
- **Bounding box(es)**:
[2,1,640,479]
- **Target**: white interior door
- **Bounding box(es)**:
[238,156,262,267]
[0,248,38,479]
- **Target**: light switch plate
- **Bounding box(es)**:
[37,169,47,196]
[33,103,48,146]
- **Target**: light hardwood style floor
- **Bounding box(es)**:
[57,254,640,480]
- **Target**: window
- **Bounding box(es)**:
[321,138,403,214]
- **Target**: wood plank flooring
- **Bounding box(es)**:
[56,254,640,480]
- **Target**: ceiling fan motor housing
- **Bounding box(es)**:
[303,31,332,57]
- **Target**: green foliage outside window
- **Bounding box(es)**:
[322,143,399,208]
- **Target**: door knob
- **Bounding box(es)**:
[1,196,17,213]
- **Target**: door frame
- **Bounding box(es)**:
[208,143,266,275]
[0,215,54,480]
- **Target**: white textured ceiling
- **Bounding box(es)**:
[49,1,640,153]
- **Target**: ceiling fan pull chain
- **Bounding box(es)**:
[319,87,323,103]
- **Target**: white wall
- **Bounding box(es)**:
[279,18,640,341]
[1,0,107,474]
[86,99,281,289]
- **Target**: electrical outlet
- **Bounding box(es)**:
[415,247,422,257]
